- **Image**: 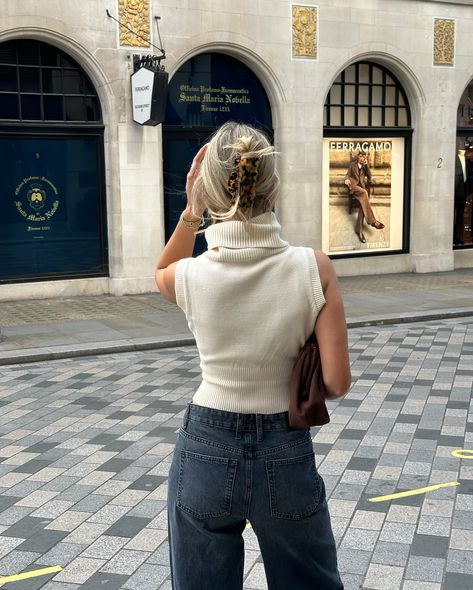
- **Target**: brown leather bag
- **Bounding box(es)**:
[288,333,330,428]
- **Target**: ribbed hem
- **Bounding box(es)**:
[174,258,189,312]
[192,364,293,414]
[307,248,326,313]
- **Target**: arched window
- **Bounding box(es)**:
[0,39,107,283]
[0,39,101,123]
[322,61,411,258]
[324,61,411,128]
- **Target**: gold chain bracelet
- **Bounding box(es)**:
[178,212,203,231]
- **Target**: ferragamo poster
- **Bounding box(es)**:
[322,137,405,255]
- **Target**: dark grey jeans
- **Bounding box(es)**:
[168,403,344,590]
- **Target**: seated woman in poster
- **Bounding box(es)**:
[344,151,385,243]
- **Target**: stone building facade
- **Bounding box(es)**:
[1,0,473,300]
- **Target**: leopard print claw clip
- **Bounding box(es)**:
[227,156,260,210]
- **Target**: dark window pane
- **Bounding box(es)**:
[63,69,83,94]
[40,43,60,66]
[65,96,86,120]
[21,94,42,120]
[82,76,95,96]
[0,66,17,91]
[19,67,41,92]
[60,54,77,68]
[17,40,40,65]
[42,68,62,93]
[0,94,19,119]
[85,97,100,121]
[0,42,17,65]
[43,95,64,120]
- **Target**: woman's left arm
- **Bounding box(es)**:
[155,144,207,303]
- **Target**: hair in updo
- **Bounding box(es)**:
[190,121,279,221]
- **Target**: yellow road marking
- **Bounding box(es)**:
[0,566,62,585]
[245,521,252,529]
[452,449,473,459]
[369,481,459,503]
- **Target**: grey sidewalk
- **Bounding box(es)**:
[1,268,473,365]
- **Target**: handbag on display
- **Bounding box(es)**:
[288,333,330,428]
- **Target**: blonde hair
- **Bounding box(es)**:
[190,121,279,222]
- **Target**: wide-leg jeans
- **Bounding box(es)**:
[168,403,344,590]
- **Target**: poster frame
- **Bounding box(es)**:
[323,128,412,259]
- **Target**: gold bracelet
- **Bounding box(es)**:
[178,211,203,231]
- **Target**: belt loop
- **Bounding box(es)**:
[256,414,263,442]
[182,404,190,429]
[235,414,242,440]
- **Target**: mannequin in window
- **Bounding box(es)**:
[344,151,384,244]
[454,146,466,245]
[462,142,473,245]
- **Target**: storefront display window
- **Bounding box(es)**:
[0,39,107,282]
[323,61,412,257]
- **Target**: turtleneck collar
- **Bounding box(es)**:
[204,212,289,262]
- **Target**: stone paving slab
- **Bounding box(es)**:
[0,316,472,588]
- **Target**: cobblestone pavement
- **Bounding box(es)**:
[0,317,472,590]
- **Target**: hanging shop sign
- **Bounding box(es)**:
[131,66,169,126]
[322,137,405,255]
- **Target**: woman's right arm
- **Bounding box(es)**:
[314,250,351,399]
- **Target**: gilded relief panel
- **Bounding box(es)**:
[292,5,318,59]
[118,0,150,47]
[433,18,455,66]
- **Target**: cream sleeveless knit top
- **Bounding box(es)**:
[175,212,326,414]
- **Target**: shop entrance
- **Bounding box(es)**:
[163,52,272,254]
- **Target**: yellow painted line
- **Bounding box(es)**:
[0,566,62,585]
[245,521,252,529]
[369,481,459,503]
[452,449,473,459]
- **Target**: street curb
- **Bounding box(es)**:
[346,307,473,328]
[0,337,196,366]
[1,308,472,366]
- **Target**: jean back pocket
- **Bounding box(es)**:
[266,453,322,520]
[177,450,238,519]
